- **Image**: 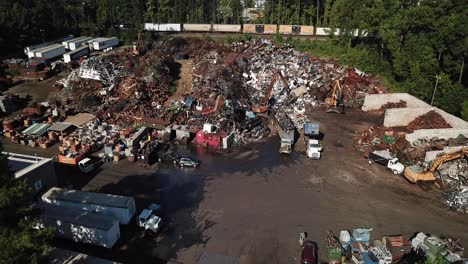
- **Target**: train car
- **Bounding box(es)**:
[183,23,212,32]
[278,25,314,36]
[315,27,341,36]
[212,24,242,33]
[144,23,181,32]
[243,24,277,34]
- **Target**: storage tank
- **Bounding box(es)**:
[41,187,136,224]
[39,204,120,248]
[183,24,212,32]
[92,37,119,51]
[63,46,90,63]
[69,37,93,50]
[30,44,66,59]
[212,24,241,33]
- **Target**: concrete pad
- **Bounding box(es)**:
[362,93,430,111]
[383,107,468,128]
[406,129,468,145]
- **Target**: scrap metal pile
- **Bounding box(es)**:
[52,38,386,145]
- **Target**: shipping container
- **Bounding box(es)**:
[62,36,89,50]
[315,27,341,36]
[23,35,74,55]
[183,24,212,32]
[39,204,120,248]
[42,187,136,225]
[63,46,90,63]
[278,25,314,35]
[58,153,85,165]
[243,24,277,34]
[212,24,242,33]
[69,37,93,50]
[92,37,119,51]
[31,44,66,59]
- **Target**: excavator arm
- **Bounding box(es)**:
[404,147,467,183]
[252,70,288,113]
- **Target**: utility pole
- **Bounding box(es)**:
[40,29,45,44]
[459,50,466,84]
[316,0,320,26]
[430,74,440,106]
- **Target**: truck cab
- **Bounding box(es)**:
[78,158,94,173]
[306,139,322,159]
[388,158,405,174]
[138,209,162,234]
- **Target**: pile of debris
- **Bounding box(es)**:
[407,111,452,132]
[353,125,410,159]
[323,228,466,264]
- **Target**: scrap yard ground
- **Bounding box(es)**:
[3,109,467,263]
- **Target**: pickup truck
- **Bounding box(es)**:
[368,150,404,175]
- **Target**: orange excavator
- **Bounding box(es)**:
[404,147,468,183]
[252,71,288,113]
[325,80,344,113]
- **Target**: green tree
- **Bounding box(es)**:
[0,146,52,263]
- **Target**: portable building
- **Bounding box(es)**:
[30,44,66,59]
[92,37,119,51]
[62,36,88,50]
[41,187,136,224]
[63,46,90,63]
[39,204,120,248]
[69,37,93,50]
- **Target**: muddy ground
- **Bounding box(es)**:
[3,109,467,264]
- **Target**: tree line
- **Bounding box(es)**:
[0,0,466,118]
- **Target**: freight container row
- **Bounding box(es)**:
[144,23,367,37]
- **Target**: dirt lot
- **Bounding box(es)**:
[4,108,465,263]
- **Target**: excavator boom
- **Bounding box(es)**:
[252,71,288,113]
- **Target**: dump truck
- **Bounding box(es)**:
[404,147,467,183]
[303,122,322,159]
[275,108,295,154]
[368,150,404,175]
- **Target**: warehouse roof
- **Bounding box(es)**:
[47,122,75,132]
[42,187,135,209]
[64,113,96,126]
[40,204,118,231]
[47,248,121,264]
[22,123,50,136]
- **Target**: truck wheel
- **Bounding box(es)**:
[368,160,373,164]
[393,170,399,175]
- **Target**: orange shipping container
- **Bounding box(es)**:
[58,153,85,165]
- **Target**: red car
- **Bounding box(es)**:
[301,241,318,264]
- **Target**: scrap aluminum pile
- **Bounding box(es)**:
[440,158,468,213]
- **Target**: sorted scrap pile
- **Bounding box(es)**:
[326,228,465,264]
[369,100,407,116]
[354,125,410,160]
[407,110,452,132]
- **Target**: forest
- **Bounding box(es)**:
[0,0,467,119]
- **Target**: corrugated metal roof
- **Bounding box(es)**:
[22,123,51,136]
[31,44,64,53]
[64,113,96,126]
[48,122,75,132]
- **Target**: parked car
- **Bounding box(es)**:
[301,241,318,264]
[177,157,200,168]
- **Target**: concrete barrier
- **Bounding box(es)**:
[406,129,468,145]
[425,146,468,162]
[362,93,430,111]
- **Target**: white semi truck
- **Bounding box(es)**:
[137,204,162,235]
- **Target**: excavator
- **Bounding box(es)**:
[404,147,468,183]
[252,70,288,113]
[324,80,344,113]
